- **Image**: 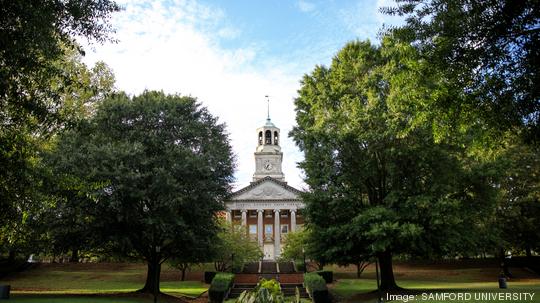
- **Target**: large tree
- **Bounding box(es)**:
[496,142,540,257]
[385,0,539,144]
[53,91,235,293]
[291,39,495,290]
[1,0,119,257]
[0,48,116,258]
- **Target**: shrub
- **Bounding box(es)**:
[316,270,333,283]
[303,273,329,303]
[303,273,326,293]
[236,278,285,303]
[258,278,281,297]
[209,272,235,303]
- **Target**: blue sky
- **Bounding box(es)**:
[81,0,403,189]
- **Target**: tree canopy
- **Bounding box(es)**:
[0,49,115,258]
[50,91,235,292]
[495,142,540,256]
[1,0,120,258]
[1,0,120,130]
[385,0,540,144]
[212,221,263,272]
[291,39,496,290]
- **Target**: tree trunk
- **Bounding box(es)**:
[377,250,398,290]
[8,250,15,263]
[356,262,361,278]
[499,248,512,277]
[70,249,79,263]
[526,245,532,258]
[138,257,161,293]
[181,267,187,281]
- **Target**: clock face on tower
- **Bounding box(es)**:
[264,160,273,171]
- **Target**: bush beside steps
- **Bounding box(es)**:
[209,272,235,303]
[304,273,330,303]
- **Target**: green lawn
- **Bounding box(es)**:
[0,263,208,298]
[6,297,148,303]
[3,261,540,302]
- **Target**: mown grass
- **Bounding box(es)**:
[3,261,540,302]
[0,263,208,299]
[11,281,206,297]
[6,297,148,303]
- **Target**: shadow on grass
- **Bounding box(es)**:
[10,291,209,303]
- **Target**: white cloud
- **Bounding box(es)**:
[297,0,316,13]
[80,0,306,189]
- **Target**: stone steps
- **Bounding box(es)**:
[281,283,310,298]
[261,261,277,273]
[228,261,306,299]
[229,283,257,298]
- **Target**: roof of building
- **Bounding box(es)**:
[228,176,303,200]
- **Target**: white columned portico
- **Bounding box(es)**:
[257,209,264,247]
[241,209,247,227]
[274,209,281,258]
[290,209,297,232]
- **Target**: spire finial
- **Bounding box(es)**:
[265,95,270,121]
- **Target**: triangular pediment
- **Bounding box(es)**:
[230,177,302,201]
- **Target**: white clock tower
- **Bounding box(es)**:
[253,113,285,181]
[224,97,305,260]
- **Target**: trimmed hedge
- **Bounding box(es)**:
[204,271,217,284]
[209,272,235,303]
[304,273,329,303]
[316,270,333,284]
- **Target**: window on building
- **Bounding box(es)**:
[280,211,288,218]
[233,210,241,218]
[249,224,257,241]
[258,131,263,145]
[281,224,289,234]
[265,130,272,144]
[264,224,273,242]
[249,210,257,218]
[265,210,273,218]
[264,224,273,235]
[274,131,279,145]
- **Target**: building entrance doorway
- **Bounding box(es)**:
[263,244,274,260]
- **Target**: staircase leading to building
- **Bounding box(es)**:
[229,261,308,299]
[229,283,257,298]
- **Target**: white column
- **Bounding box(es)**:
[274,209,281,258]
[257,209,264,247]
[241,209,247,226]
[290,209,297,232]
[225,209,232,224]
